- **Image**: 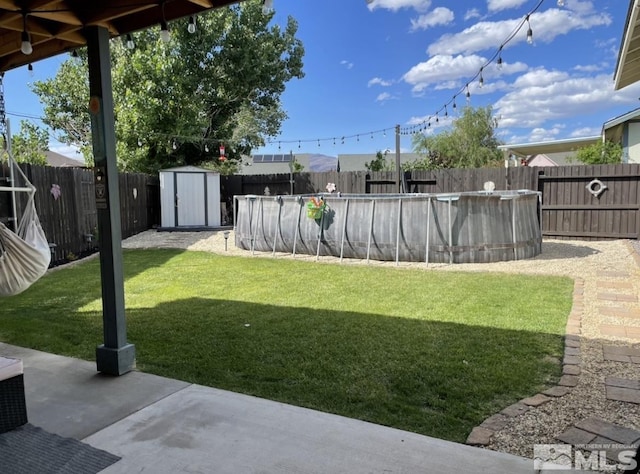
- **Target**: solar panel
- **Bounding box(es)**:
[252,154,293,163]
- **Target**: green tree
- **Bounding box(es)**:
[290,156,304,172]
[8,121,49,165]
[412,106,503,169]
[365,150,392,171]
[31,1,304,174]
[573,140,622,164]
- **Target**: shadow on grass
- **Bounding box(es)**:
[1,248,566,444]
[126,297,563,444]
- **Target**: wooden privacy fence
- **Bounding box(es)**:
[223,164,640,241]
[0,163,159,264]
[1,162,638,266]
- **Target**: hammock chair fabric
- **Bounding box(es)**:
[0,154,51,296]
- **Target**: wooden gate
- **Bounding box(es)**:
[538,164,640,240]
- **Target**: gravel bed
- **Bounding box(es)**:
[123,230,640,463]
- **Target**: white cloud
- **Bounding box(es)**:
[464,8,481,21]
[404,54,487,92]
[341,60,354,70]
[367,0,431,12]
[50,144,82,159]
[376,92,394,102]
[494,69,640,129]
[570,126,600,137]
[573,64,604,73]
[527,127,562,142]
[487,0,528,12]
[410,7,454,31]
[427,8,612,56]
[368,77,393,87]
[402,54,528,92]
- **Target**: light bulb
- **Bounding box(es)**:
[160,21,170,43]
[557,0,565,6]
[188,16,196,34]
[262,0,273,14]
[21,31,32,55]
[204,144,209,152]
[526,27,533,45]
[497,56,503,70]
[27,63,33,77]
[126,34,135,49]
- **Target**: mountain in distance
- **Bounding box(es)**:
[306,153,338,172]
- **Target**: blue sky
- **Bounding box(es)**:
[3,0,639,158]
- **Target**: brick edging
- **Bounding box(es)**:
[466,278,583,446]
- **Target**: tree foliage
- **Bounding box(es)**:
[365,150,392,171]
[4,121,49,165]
[573,140,622,165]
[31,2,304,174]
[411,106,503,169]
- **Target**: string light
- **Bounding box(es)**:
[557,0,564,6]
[526,15,533,44]
[159,1,170,43]
[27,63,33,77]
[125,33,135,50]
[21,13,32,55]
[188,15,196,34]
[478,67,484,88]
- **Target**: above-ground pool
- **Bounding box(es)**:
[234,191,542,264]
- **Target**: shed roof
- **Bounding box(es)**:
[160,165,219,174]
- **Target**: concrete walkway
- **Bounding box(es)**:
[0,342,533,473]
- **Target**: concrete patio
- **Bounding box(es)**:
[0,342,533,473]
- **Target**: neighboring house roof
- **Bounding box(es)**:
[45,150,85,167]
[526,152,579,167]
[498,136,600,158]
[614,0,640,90]
[337,153,422,172]
[602,107,640,144]
[236,153,337,175]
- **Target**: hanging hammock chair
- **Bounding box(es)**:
[0,147,51,296]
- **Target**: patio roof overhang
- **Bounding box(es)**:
[498,136,601,157]
[614,0,640,90]
[0,0,249,376]
[0,0,243,73]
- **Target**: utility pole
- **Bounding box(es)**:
[395,124,401,193]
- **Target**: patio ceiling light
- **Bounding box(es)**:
[21,14,32,55]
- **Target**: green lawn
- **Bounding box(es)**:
[0,249,574,442]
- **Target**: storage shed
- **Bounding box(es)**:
[159,166,221,229]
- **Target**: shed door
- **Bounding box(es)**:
[176,173,206,226]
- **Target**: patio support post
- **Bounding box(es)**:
[87,26,135,376]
